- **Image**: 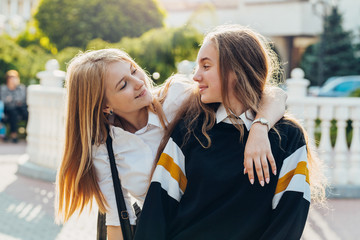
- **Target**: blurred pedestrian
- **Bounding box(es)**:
[0,70,28,143]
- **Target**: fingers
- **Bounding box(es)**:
[244,158,254,185]
[260,155,270,185]
[267,152,277,176]
[244,154,276,187]
[254,157,265,187]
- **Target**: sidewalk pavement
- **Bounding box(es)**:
[0,141,359,240]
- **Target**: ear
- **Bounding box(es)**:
[103,105,112,114]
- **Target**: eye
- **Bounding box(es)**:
[203,65,210,70]
[120,81,127,90]
[132,68,137,75]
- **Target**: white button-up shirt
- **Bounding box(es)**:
[92,77,192,225]
[216,104,254,130]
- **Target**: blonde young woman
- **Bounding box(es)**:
[134,25,326,239]
[56,48,287,239]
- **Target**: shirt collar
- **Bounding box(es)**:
[147,111,162,128]
[110,110,162,136]
[216,104,254,131]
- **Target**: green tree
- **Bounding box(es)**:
[55,47,83,71]
[87,26,202,83]
[16,20,57,54]
[300,5,359,86]
[35,0,164,50]
[0,36,51,85]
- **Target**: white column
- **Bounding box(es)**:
[319,105,334,183]
[0,0,3,15]
[285,68,310,98]
[4,0,9,16]
[20,59,66,181]
[333,106,349,184]
[23,0,31,19]
[349,106,360,184]
[285,68,309,122]
[304,105,318,148]
[11,0,18,15]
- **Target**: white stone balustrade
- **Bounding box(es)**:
[18,59,66,181]
[286,68,360,196]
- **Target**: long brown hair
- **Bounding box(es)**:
[56,49,168,223]
[157,25,326,203]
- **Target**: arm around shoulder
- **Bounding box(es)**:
[107,226,124,240]
[257,86,287,129]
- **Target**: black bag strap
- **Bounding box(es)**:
[106,126,134,240]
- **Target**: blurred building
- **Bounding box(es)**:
[159,0,360,77]
[0,0,39,37]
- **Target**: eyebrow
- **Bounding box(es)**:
[199,57,212,63]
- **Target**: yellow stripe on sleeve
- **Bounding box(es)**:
[158,152,187,193]
[275,161,309,194]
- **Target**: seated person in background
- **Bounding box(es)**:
[0,70,28,143]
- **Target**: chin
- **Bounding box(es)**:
[200,96,211,104]
[144,96,153,105]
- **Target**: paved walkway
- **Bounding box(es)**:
[0,141,359,240]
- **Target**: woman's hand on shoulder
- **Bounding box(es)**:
[243,123,276,186]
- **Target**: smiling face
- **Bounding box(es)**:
[193,40,223,104]
[103,61,152,119]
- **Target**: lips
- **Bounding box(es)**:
[198,85,208,92]
[135,89,146,98]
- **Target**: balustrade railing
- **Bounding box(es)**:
[286,69,360,196]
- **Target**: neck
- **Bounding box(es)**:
[228,97,246,117]
[114,107,148,133]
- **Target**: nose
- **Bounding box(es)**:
[133,77,144,90]
[193,69,201,82]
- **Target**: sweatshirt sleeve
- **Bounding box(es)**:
[134,136,187,240]
[260,126,310,240]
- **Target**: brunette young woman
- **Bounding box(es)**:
[56,48,287,239]
[134,25,326,240]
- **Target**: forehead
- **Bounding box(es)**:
[107,61,131,75]
[197,40,218,62]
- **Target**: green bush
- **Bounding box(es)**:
[0,36,51,85]
[16,20,57,54]
[350,88,360,97]
[87,26,202,83]
[35,0,164,50]
[55,47,83,71]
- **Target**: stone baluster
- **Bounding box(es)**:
[18,59,66,181]
[285,68,310,98]
[349,106,360,184]
[285,68,309,123]
[319,105,334,182]
[333,106,349,185]
[304,105,318,148]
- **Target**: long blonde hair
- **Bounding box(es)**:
[157,25,326,204]
[56,49,167,223]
